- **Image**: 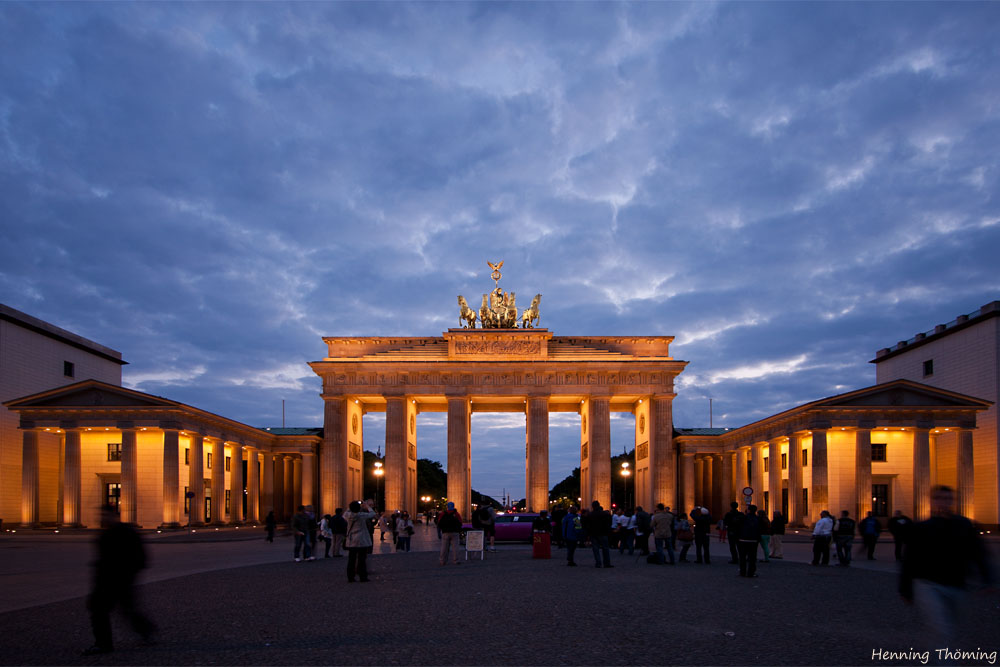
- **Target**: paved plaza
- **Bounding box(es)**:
[1,525,997,666]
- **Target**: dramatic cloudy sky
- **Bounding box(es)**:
[2,3,998,500]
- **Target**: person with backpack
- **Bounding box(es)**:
[858,511,881,560]
[437,502,463,565]
[674,510,695,562]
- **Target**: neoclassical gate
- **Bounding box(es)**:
[310,329,687,517]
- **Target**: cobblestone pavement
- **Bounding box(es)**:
[1,528,998,666]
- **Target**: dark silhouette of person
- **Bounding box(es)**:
[83,506,155,655]
[265,510,277,543]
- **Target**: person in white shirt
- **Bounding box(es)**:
[811,510,834,565]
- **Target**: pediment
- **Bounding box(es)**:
[819,381,989,409]
[4,381,177,410]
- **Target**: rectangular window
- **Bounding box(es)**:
[63,361,75,377]
[105,482,121,511]
[225,490,231,513]
[923,359,934,377]
[872,443,887,462]
[206,452,213,469]
[802,448,808,467]
[107,443,121,461]
[781,452,788,470]
[184,448,190,465]
[763,457,769,473]
[802,488,808,513]
[184,486,190,513]
[225,456,231,472]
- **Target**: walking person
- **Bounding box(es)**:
[561,505,584,566]
[396,512,414,552]
[674,511,695,562]
[888,510,912,562]
[736,504,762,578]
[812,510,834,566]
[650,504,676,565]
[858,511,881,560]
[635,505,651,555]
[757,509,771,563]
[834,510,856,566]
[769,511,785,559]
[584,501,613,568]
[319,514,334,558]
[437,502,463,565]
[330,507,347,557]
[291,505,313,562]
[690,506,712,564]
[344,499,377,582]
[723,502,744,564]
[264,510,277,543]
[82,507,156,655]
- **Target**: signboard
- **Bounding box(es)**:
[465,530,485,560]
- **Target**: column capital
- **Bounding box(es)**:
[116,421,137,431]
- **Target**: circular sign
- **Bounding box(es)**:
[351,414,358,435]
[639,414,646,435]
[409,414,415,435]
[742,486,754,496]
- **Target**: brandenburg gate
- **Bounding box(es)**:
[310,263,687,518]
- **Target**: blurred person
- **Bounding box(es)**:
[769,510,786,559]
[396,512,414,552]
[634,505,651,555]
[318,514,333,558]
[291,505,312,562]
[757,509,771,563]
[619,508,637,555]
[674,510,695,562]
[344,499,377,582]
[264,510,277,543]
[858,511,881,560]
[834,510,856,567]
[811,510,834,566]
[888,510,912,562]
[584,501,613,568]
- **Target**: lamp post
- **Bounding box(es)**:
[373,460,383,512]
[620,461,631,508]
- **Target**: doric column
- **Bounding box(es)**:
[589,397,611,509]
[160,428,181,527]
[300,452,315,510]
[385,396,407,513]
[321,397,347,515]
[750,444,765,507]
[246,447,260,522]
[446,397,471,519]
[188,433,205,526]
[229,442,244,524]
[283,455,294,515]
[736,447,750,496]
[210,439,225,524]
[703,455,713,510]
[20,429,40,527]
[711,454,723,516]
[649,396,675,510]
[119,426,139,525]
[957,429,975,518]
[810,427,830,514]
[787,434,803,525]
[681,453,696,513]
[261,451,274,518]
[768,439,782,518]
[721,451,734,511]
[526,396,550,513]
[273,455,285,520]
[693,457,704,508]
[62,427,83,527]
[912,428,931,520]
[855,426,873,520]
[292,456,302,511]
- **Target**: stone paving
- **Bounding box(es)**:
[1,527,997,666]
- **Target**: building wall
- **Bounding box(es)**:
[875,316,999,526]
[1,315,122,525]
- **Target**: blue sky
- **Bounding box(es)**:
[2,2,998,500]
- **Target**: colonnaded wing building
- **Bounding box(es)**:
[2,290,998,531]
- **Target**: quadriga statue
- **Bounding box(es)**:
[457,296,477,328]
[521,294,541,328]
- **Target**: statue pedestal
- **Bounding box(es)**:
[444,329,552,360]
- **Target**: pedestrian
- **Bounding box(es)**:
[551,505,567,549]
[610,507,624,551]
[723,502,744,564]
[483,506,497,553]
[858,511,881,560]
[377,512,390,543]
[305,505,318,559]
[757,509,771,563]
[635,505,651,555]
[330,507,347,557]
[690,506,712,564]
[650,503,676,565]
[264,510,276,543]
[584,500,613,568]
[390,510,402,549]
[900,485,993,647]
[888,510,912,562]
[532,510,552,534]
[769,510,785,559]
[736,504,762,578]
[319,514,333,558]
[619,508,637,555]
[396,512,414,552]
[82,507,156,655]
[716,518,727,542]
[437,501,463,565]
[674,511,694,562]
[834,510,856,567]
[561,505,584,566]
[344,499,377,582]
[812,510,834,566]
[291,505,313,562]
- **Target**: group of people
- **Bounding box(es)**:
[808,508,887,567]
[375,510,416,552]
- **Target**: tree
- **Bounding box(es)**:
[549,467,581,501]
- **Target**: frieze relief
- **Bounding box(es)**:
[454,340,541,355]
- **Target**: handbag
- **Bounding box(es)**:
[677,528,694,541]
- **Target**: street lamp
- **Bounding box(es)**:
[373,460,383,512]
[620,462,631,508]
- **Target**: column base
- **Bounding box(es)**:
[210,519,227,526]
[187,521,206,528]
[18,522,43,529]
[158,522,183,530]
[59,523,87,529]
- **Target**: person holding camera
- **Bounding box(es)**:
[344,499,377,582]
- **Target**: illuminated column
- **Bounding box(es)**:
[810,427,830,514]
[736,447,750,496]
[322,397,347,515]
[681,453,696,512]
[246,447,260,522]
[210,439,225,524]
[406,398,418,515]
[446,397,471,519]
[787,434,803,526]
[261,451,274,517]
[721,451,734,510]
[300,452,315,510]
[855,427,873,520]
[189,433,205,526]
[702,455,713,510]
[750,444,765,507]
[20,429,39,527]
[273,455,285,520]
[649,396,675,510]
[525,396,550,513]
[957,429,975,519]
[693,457,704,507]
[119,427,138,525]
[62,428,82,527]
[229,442,244,524]
[160,428,181,528]
[385,396,407,513]
[912,428,931,520]
[292,457,302,511]
[589,397,611,509]
[768,439,782,518]
[580,399,591,509]
[711,454,723,515]
[283,455,294,515]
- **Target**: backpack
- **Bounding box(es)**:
[439,511,462,533]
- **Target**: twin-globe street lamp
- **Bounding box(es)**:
[373,460,383,512]
[620,461,631,508]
